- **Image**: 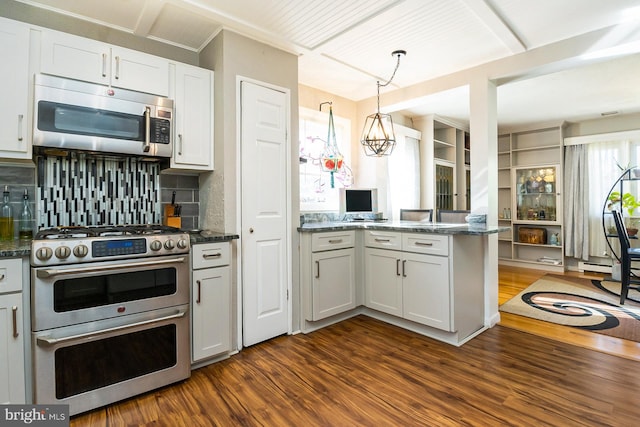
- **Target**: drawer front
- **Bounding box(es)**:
[402,233,449,256]
[311,231,355,252]
[364,230,402,250]
[0,258,22,294]
[192,242,230,269]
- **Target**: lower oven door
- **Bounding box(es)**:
[32,304,190,416]
[32,255,189,331]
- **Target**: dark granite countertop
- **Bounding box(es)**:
[188,230,239,244]
[298,220,509,235]
[0,239,32,258]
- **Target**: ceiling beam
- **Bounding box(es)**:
[134,0,166,37]
[463,0,526,54]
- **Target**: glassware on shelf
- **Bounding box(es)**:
[515,166,557,221]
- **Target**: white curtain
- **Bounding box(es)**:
[564,145,590,260]
[585,140,631,258]
[388,133,420,220]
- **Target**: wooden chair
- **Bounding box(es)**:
[399,209,433,222]
[436,209,469,223]
[611,209,640,304]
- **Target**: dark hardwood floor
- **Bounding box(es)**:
[70,267,640,426]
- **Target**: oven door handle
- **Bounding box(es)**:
[36,256,187,278]
[36,309,187,346]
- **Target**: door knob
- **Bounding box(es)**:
[249,228,254,233]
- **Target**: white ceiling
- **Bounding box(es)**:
[15,0,640,127]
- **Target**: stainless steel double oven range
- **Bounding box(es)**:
[30,225,191,416]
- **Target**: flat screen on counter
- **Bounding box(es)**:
[340,188,378,214]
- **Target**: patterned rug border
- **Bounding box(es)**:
[500,274,640,342]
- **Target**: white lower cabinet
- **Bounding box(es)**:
[365,231,452,331]
[191,242,231,364]
[301,230,356,321]
[0,258,25,404]
[311,248,356,320]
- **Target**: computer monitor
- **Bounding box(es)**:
[339,188,378,215]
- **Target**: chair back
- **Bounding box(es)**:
[436,209,469,223]
[612,209,631,251]
[400,209,433,222]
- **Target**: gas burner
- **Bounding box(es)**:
[35,226,100,239]
[35,224,182,240]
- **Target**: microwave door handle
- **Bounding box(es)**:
[143,106,151,152]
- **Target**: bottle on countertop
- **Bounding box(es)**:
[0,185,14,240]
[19,188,33,240]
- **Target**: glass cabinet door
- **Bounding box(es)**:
[435,161,455,210]
[514,166,560,222]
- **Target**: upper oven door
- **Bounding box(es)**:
[33,74,173,157]
[31,254,189,331]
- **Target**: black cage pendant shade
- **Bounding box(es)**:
[361,50,406,157]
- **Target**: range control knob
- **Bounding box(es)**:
[36,247,53,261]
[177,239,188,249]
[73,244,89,258]
[55,246,71,259]
[150,240,163,251]
[164,239,175,250]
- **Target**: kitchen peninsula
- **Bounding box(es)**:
[299,220,507,346]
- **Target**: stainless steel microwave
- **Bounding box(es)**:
[33,74,173,157]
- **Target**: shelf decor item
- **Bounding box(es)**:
[360,50,406,157]
[318,102,344,188]
[519,227,547,244]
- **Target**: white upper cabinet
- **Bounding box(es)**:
[40,29,169,96]
[169,63,214,171]
[0,18,30,159]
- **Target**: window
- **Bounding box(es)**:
[299,107,351,212]
[586,139,640,258]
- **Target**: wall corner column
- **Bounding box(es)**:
[469,77,500,327]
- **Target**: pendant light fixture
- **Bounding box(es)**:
[360,50,406,157]
[319,101,343,188]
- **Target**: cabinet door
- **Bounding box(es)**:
[364,248,403,317]
[191,266,230,362]
[402,252,451,331]
[171,63,214,170]
[0,293,25,404]
[0,19,30,158]
[311,248,356,320]
[41,29,111,86]
[111,46,169,96]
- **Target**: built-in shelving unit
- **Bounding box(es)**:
[497,123,565,270]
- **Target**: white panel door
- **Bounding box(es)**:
[241,81,289,347]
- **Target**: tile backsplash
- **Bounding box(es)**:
[1,155,201,232]
[36,154,161,227]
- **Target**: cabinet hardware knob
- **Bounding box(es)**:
[12,306,18,338]
[415,242,433,247]
[17,114,24,141]
[396,259,401,276]
[196,280,201,304]
[402,260,407,277]
[328,239,342,244]
[115,55,120,79]
[203,253,222,259]
[249,228,254,233]
[375,238,390,242]
[102,53,107,77]
[0,273,5,280]
[315,260,320,278]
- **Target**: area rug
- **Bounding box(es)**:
[500,274,640,342]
